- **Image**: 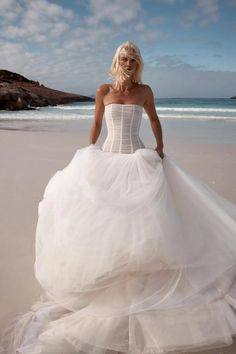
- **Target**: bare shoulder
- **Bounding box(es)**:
[96,83,110,95]
[95,84,110,106]
[142,84,154,96]
[137,84,153,100]
[142,84,155,106]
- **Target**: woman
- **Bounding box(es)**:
[1,41,236,354]
[90,42,164,159]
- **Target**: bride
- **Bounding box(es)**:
[91,43,164,159]
[1,41,236,354]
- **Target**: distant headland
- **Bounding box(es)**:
[0,70,94,111]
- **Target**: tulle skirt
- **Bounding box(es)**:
[1,144,236,354]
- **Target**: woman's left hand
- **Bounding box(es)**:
[155,145,164,159]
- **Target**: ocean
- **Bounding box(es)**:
[0,98,236,122]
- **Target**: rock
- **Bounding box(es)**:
[0,69,94,111]
[230,96,236,99]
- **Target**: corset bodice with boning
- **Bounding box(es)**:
[101,103,145,153]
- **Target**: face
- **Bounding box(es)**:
[119,52,138,74]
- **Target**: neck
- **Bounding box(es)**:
[114,78,136,92]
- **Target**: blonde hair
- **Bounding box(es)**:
[109,41,144,90]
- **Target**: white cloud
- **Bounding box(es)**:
[0,0,74,43]
[147,55,204,70]
[0,0,233,98]
[155,0,176,4]
[64,25,116,53]
[0,0,23,22]
[139,30,167,43]
[27,0,73,19]
[143,66,236,98]
[0,37,235,98]
[0,1,144,92]
[149,16,167,25]
[155,55,187,68]
[181,0,220,27]
[196,0,219,26]
[86,0,141,25]
[0,42,39,77]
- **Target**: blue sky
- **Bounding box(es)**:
[0,0,236,97]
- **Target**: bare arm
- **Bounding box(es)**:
[143,85,164,158]
[89,85,107,144]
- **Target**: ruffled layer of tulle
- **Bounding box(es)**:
[1,144,236,354]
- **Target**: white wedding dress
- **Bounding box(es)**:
[1,103,236,354]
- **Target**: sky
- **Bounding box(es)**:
[0,0,236,98]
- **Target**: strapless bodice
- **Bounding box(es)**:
[101,104,145,154]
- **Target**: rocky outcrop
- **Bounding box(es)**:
[230,96,236,99]
[0,70,94,110]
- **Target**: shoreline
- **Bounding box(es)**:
[0,96,236,123]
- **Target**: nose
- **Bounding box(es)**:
[126,59,133,67]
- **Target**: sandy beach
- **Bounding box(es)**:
[0,117,236,354]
